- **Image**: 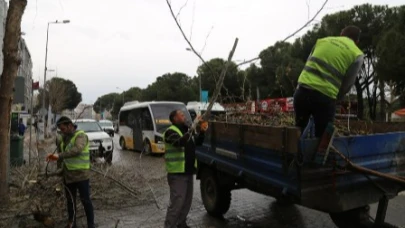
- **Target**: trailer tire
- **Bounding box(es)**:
[200,168,231,217]
[329,205,373,228]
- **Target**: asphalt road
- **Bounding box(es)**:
[94,134,405,228]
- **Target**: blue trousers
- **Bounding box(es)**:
[65,179,95,228]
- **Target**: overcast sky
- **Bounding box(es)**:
[20,0,403,104]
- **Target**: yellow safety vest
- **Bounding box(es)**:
[163,125,197,173]
[61,130,90,170]
[298,36,364,99]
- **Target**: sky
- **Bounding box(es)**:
[19,0,404,104]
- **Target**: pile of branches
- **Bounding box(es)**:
[212,112,376,135]
[213,112,295,127]
[0,159,169,228]
[0,165,64,228]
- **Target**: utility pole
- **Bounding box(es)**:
[41,20,70,139]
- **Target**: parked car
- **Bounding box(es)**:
[98,119,115,137]
[74,119,114,164]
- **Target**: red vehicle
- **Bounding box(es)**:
[222,101,256,114]
[256,97,294,114]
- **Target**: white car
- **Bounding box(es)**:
[74,119,114,163]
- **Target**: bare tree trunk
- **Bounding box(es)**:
[0,0,27,203]
[379,79,386,121]
[355,78,364,119]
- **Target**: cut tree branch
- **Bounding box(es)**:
[91,168,140,197]
[165,0,239,136]
[200,38,239,121]
[237,0,329,67]
[165,0,217,77]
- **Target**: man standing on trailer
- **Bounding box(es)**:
[294,25,364,137]
[163,110,208,228]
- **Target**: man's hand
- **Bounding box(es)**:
[196,115,208,131]
[46,153,59,162]
[200,122,208,131]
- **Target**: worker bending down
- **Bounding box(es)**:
[294,25,364,137]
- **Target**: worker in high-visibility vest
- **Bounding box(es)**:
[47,116,95,228]
[294,25,364,137]
[163,110,207,228]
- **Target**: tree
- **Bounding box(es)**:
[259,41,304,98]
[46,77,69,114]
[197,58,240,103]
[94,93,120,114]
[376,6,405,96]
[112,87,142,118]
[35,77,82,112]
[246,63,266,100]
[142,73,198,103]
[316,4,400,120]
[63,79,82,110]
[124,87,143,102]
[0,0,27,203]
[263,4,402,120]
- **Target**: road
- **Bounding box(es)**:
[93,134,405,228]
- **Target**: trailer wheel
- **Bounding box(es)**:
[329,206,373,228]
[200,168,231,217]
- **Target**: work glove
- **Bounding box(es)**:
[197,116,208,132]
[46,153,59,162]
[200,122,208,132]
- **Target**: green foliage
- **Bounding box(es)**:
[258,42,304,98]
[197,58,241,102]
[142,72,198,102]
[64,79,82,110]
[94,93,120,113]
[35,77,82,113]
[376,6,405,94]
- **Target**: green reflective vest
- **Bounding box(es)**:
[163,125,197,173]
[298,36,364,99]
[61,130,90,171]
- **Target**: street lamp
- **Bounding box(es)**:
[116,87,125,104]
[186,48,202,102]
[41,19,70,138]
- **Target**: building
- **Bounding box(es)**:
[13,39,33,112]
[0,0,33,112]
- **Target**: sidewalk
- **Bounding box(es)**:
[22,127,56,166]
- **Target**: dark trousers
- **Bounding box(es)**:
[293,86,336,137]
[65,179,95,228]
[165,174,194,228]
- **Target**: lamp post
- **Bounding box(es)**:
[41,19,70,139]
[186,48,202,102]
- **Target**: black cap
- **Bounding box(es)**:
[56,116,73,126]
